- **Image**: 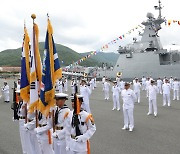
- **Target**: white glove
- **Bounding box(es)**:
[52,132,58,138]
[66,146,70,151]
[34,127,42,135]
[75,135,84,142]
[24,124,29,132]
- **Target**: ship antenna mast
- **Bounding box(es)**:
[154,0,163,19]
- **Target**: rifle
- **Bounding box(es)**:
[72,93,82,137]
[12,81,19,120]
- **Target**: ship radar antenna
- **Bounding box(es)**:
[154,0,163,19]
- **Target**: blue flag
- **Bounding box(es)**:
[39,19,62,116]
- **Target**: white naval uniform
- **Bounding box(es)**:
[55,80,60,93]
[172,81,180,100]
[103,81,110,100]
[59,80,63,93]
[148,85,158,115]
[119,81,125,91]
[169,78,174,89]
[157,79,163,94]
[121,89,136,129]
[64,79,68,92]
[1,84,10,102]
[89,79,95,91]
[94,78,97,88]
[17,101,28,154]
[102,77,106,84]
[112,85,121,110]
[162,83,171,106]
[133,82,141,103]
[53,105,70,154]
[24,112,41,154]
[146,80,150,97]
[141,77,146,90]
[34,114,54,154]
[80,85,91,113]
[67,110,96,154]
[71,81,76,94]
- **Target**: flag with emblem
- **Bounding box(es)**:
[39,18,62,116]
[20,25,30,102]
[29,21,42,113]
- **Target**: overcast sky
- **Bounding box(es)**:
[0,0,180,53]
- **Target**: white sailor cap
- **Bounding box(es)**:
[55,93,68,100]
[15,90,20,93]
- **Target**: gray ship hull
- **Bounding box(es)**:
[98,52,180,79]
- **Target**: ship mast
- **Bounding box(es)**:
[154,0,163,19]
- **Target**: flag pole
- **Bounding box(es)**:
[31,14,39,128]
[47,13,55,132]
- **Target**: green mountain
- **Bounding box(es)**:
[0,42,119,67]
[0,42,98,67]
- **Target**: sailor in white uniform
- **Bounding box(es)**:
[103,78,110,100]
[71,79,76,94]
[34,112,54,154]
[169,76,174,90]
[102,76,106,84]
[147,80,158,117]
[133,78,141,103]
[66,95,96,154]
[172,78,180,100]
[58,79,63,93]
[52,93,70,154]
[15,90,28,154]
[145,78,151,98]
[1,81,10,103]
[111,81,121,111]
[80,79,91,113]
[157,78,163,94]
[141,76,146,90]
[121,82,136,132]
[64,78,68,92]
[162,79,171,106]
[119,79,125,91]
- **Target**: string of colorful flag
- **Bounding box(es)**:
[167,20,180,26]
[66,24,144,68]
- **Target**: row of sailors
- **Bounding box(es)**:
[55,78,68,93]
[103,77,179,112]
[70,77,97,95]
[14,91,96,154]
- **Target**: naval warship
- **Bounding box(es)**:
[98,0,180,80]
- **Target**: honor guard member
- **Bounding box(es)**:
[157,78,163,94]
[1,81,10,103]
[141,76,146,90]
[162,79,171,106]
[169,76,174,89]
[147,80,158,117]
[24,111,41,154]
[172,78,180,100]
[145,77,151,98]
[15,90,28,154]
[94,77,97,88]
[80,79,91,113]
[103,78,110,100]
[121,82,136,132]
[163,76,167,84]
[50,93,70,154]
[133,78,141,103]
[34,112,54,154]
[67,94,96,154]
[111,81,121,111]
[64,78,68,92]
